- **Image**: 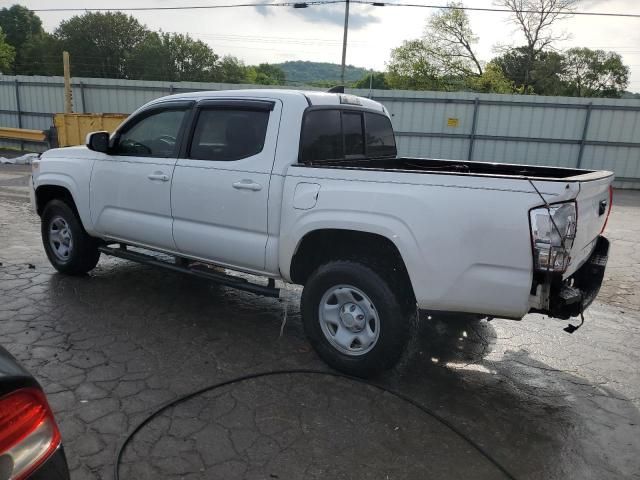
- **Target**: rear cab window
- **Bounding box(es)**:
[365,112,396,158]
[299,110,342,163]
[300,108,396,163]
[343,112,365,158]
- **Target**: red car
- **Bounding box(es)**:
[0,345,70,480]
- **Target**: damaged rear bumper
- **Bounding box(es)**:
[530,236,609,320]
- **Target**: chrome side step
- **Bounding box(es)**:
[98,245,280,298]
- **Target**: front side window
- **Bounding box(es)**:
[114,108,187,158]
[189,109,270,161]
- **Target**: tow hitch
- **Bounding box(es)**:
[563,311,585,334]
[555,284,585,333]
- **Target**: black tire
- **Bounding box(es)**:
[301,260,413,378]
[41,199,101,275]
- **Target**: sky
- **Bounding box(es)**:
[6,0,640,91]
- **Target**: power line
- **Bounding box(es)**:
[355,1,640,19]
[30,0,640,18]
[30,1,341,12]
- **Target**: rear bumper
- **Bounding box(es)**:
[538,236,609,320]
[29,445,70,480]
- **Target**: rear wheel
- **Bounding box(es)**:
[42,200,100,275]
[301,260,413,377]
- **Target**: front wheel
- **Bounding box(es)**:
[42,200,100,275]
[301,260,413,378]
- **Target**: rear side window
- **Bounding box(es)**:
[189,109,270,161]
[365,112,396,158]
[300,110,342,162]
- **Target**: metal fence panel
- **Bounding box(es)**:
[1,76,639,188]
[473,140,580,168]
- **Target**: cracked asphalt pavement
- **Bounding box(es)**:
[1,162,639,480]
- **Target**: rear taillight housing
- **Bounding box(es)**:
[529,202,577,273]
[0,388,61,480]
[600,185,613,234]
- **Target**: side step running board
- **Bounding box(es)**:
[98,245,280,298]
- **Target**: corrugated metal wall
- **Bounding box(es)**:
[2,75,639,188]
[369,90,640,189]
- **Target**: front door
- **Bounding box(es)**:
[90,103,191,250]
[171,99,281,272]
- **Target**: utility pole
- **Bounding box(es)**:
[340,0,350,86]
[63,51,73,113]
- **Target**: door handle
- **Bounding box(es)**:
[232,180,262,191]
[148,172,170,182]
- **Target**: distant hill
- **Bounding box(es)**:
[275,61,371,85]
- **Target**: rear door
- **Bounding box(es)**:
[90,102,192,250]
[171,99,281,272]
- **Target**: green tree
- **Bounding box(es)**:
[18,33,62,75]
[495,0,579,89]
[528,50,565,95]
[216,55,249,83]
[426,2,483,76]
[129,32,220,82]
[465,61,515,93]
[0,26,15,73]
[492,47,564,95]
[248,63,285,85]
[353,72,389,89]
[163,33,219,82]
[126,32,170,80]
[561,48,629,98]
[385,3,482,91]
[55,12,148,78]
[0,4,45,74]
[386,39,446,90]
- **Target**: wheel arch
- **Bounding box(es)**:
[33,176,97,236]
[288,228,416,305]
[35,184,79,217]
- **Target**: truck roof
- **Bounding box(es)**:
[151,89,387,114]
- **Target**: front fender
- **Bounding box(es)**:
[35,172,95,235]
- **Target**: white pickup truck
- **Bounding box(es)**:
[30,89,613,376]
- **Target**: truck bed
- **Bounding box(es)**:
[298,156,607,181]
[287,155,613,309]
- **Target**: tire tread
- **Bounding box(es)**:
[42,199,100,275]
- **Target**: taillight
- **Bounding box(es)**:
[600,185,613,234]
[529,202,577,273]
[0,388,61,480]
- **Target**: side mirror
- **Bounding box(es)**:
[86,131,110,153]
